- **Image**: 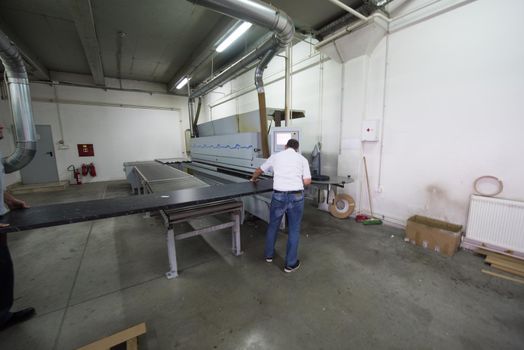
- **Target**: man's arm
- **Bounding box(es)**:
[4,192,30,209]
[250,167,264,182]
[1,192,29,228]
[302,156,312,187]
[251,156,273,182]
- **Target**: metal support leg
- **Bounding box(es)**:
[231,212,242,256]
[165,228,178,279]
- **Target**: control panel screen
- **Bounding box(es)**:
[275,132,292,146]
[272,129,299,153]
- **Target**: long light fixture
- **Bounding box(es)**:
[176,77,190,90]
[216,21,252,53]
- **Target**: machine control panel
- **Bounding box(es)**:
[270,127,300,154]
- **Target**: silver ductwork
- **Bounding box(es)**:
[188,0,294,98]
[188,0,294,157]
[0,29,36,173]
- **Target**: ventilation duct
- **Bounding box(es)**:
[187,0,294,158]
[0,29,36,173]
[188,0,294,98]
[316,14,388,63]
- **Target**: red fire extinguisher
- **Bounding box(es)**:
[67,165,82,185]
[81,163,89,176]
[74,169,82,184]
[89,163,97,177]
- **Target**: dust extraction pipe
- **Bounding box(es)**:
[0,29,36,173]
[188,0,294,158]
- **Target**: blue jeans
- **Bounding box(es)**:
[264,191,305,267]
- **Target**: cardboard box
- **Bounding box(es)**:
[405,215,463,257]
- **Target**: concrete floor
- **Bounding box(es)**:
[0,181,523,350]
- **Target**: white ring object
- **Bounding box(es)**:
[473,175,503,197]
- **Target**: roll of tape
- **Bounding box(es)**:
[329,194,356,219]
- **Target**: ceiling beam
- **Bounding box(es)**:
[67,0,105,86]
[0,18,50,81]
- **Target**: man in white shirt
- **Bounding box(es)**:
[250,139,311,272]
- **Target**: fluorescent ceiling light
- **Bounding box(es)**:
[176,77,189,90]
[216,22,253,53]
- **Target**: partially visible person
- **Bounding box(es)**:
[0,122,35,331]
[250,138,311,273]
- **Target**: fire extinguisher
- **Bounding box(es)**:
[89,163,97,177]
[74,169,82,184]
[81,163,89,176]
[67,165,82,185]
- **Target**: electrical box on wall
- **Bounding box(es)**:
[77,144,94,157]
[361,120,379,142]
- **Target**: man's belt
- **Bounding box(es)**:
[273,190,303,194]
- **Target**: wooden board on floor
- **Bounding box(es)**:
[485,253,524,266]
[476,248,524,262]
[77,323,146,350]
[482,269,524,285]
[491,264,524,278]
[477,248,524,280]
[486,256,524,273]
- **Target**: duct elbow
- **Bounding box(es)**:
[0,29,37,174]
[274,11,295,48]
[2,142,37,174]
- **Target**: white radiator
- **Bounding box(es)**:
[464,195,524,255]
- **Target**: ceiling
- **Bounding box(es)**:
[0,0,373,95]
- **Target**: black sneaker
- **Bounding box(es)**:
[265,256,273,263]
[284,260,300,273]
[0,307,36,331]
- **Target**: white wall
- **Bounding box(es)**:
[199,0,524,227]
[352,0,524,226]
[0,83,189,185]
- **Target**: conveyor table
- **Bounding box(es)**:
[131,162,246,278]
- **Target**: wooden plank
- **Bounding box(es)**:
[77,323,146,350]
[481,269,524,285]
[126,338,138,350]
[485,251,524,264]
[476,247,524,261]
[488,260,524,273]
[485,256,524,272]
[491,264,524,278]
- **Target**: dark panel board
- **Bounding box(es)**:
[0,179,273,234]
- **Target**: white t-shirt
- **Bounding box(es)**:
[260,148,311,191]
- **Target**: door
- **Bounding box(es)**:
[20,125,60,184]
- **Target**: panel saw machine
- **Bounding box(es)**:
[123,109,352,277]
